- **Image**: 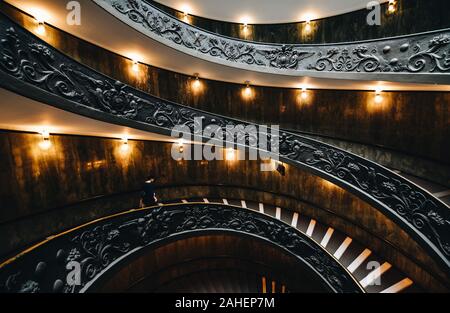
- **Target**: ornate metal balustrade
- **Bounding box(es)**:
[92,0,450,84]
[0,14,449,275]
[0,203,363,293]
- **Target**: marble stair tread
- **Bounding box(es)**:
[159,197,418,293]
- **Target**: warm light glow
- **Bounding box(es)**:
[180,4,192,14]
[225,148,236,161]
[128,53,143,74]
[305,20,312,33]
[30,8,50,24]
[301,87,308,99]
[244,86,252,97]
[120,136,130,153]
[375,88,383,104]
[36,21,46,36]
[242,81,253,99]
[86,160,106,170]
[38,129,51,151]
[388,0,396,13]
[131,60,139,73]
[375,94,383,104]
[240,16,251,26]
[270,159,278,171]
[300,13,314,34]
[183,12,189,23]
[180,4,191,23]
[39,139,51,150]
[243,22,249,36]
[322,179,336,189]
[192,73,201,91]
[29,8,50,36]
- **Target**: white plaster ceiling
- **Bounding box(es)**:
[0,88,173,142]
[155,0,389,24]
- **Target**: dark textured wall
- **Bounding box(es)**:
[98,234,325,292]
[0,132,378,229]
[151,0,450,44]
[0,131,447,291]
[2,4,449,169]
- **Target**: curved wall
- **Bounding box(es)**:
[98,234,328,292]
[152,0,450,44]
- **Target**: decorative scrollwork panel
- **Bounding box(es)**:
[0,204,362,293]
[93,0,450,78]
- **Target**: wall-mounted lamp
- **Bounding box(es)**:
[120,136,130,153]
[304,19,312,34]
[374,88,383,104]
[242,81,253,99]
[38,129,51,150]
[388,0,396,13]
[30,8,49,36]
[183,11,189,23]
[131,59,140,74]
[35,18,46,36]
[301,87,308,100]
[243,22,249,37]
[192,73,201,91]
[225,148,236,161]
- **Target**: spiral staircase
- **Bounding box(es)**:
[0,0,448,294]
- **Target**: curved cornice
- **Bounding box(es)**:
[93,0,450,85]
[0,14,449,275]
[0,203,363,293]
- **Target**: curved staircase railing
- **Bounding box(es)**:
[0,14,449,275]
[0,203,364,293]
[92,0,450,84]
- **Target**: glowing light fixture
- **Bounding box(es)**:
[240,17,251,37]
[242,22,249,36]
[374,88,383,104]
[38,129,51,150]
[243,81,252,99]
[225,148,236,161]
[183,11,189,23]
[305,19,312,33]
[31,9,48,36]
[181,4,191,23]
[36,20,46,35]
[131,59,139,73]
[388,0,396,13]
[120,136,130,153]
[192,73,201,91]
[301,87,308,100]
